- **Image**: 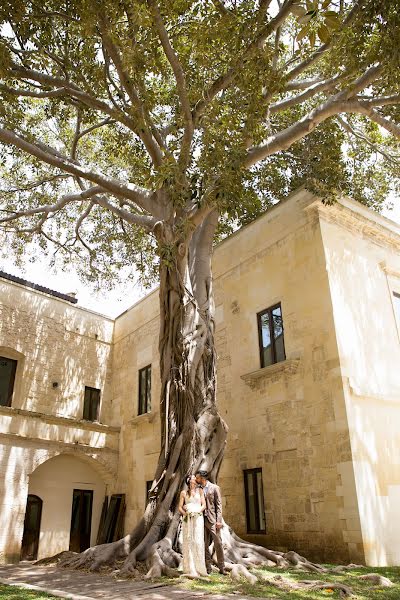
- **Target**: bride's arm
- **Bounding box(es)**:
[178,491,187,517]
[199,488,206,513]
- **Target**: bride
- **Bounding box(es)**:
[178,475,208,577]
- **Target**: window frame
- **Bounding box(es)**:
[393,292,400,321]
[138,365,152,416]
[0,355,18,407]
[83,386,101,422]
[243,468,266,534]
[257,302,286,369]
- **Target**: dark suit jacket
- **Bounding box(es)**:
[204,481,222,524]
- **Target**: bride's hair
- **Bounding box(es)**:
[185,475,195,486]
[195,470,208,478]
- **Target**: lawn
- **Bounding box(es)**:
[177,565,400,599]
[0,584,60,599]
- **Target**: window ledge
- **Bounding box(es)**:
[130,411,156,427]
[241,358,300,386]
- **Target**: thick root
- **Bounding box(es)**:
[225,563,258,585]
[356,573,393,587]
[61,536,130,572]
[299,580,353,597]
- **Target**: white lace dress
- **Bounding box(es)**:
[182,491,207,576]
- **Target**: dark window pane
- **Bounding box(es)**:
[256,471,266,531]
[146,368,151,412]
[83,387,100,421]
[244,468,266,534]
[0,356,17,407]
[138,365,151,415]
[246,473,257,532]
[394,293,400,323]
[69,489,93,552]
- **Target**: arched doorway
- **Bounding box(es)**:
[20,495,42,561]
[26,453,107,560]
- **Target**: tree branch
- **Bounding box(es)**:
[71,116,114,160]
[8,63,149,142]
[346,102,400,138]
[0,186,105,224]
[0,84,66,98]
[193,0,294,122]
[270,73,346,114]
[0,127,160,215]
[285,2,360,82]
[98,19,164,167]
[245,66,390,166]
[336,116,399,165]
[94,196,157,231]
[147,0,193,168]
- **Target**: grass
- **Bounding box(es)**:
[0,584,61,599]
[175,565,400,599]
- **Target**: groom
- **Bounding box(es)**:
[195,470,225,575]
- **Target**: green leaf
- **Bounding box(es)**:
[296,26,309,42]
[291,5,307,17]
[318,24,330,43]
[324,13,340,29]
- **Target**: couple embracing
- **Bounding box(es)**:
[178,469,225,577]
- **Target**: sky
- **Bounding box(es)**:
[1,200,400,319]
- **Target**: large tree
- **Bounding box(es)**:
[1,0,399,582]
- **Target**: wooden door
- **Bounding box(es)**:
[20,495,42,561]
[69,489,93,552]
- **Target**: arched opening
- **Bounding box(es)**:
[20,495,42,561]
[26,453,107,560]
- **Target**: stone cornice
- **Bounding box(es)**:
[305,200,400,253]
[0,405,120,434]
[380,261,400,279]
[0,431,119,454]
[241,358,300,388]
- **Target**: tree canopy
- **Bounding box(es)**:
[0,0,399,286]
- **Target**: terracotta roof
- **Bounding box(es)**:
[0,270,78,304]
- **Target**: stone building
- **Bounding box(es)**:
[0,188,399,567]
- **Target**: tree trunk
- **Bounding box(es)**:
[64,211,229,575]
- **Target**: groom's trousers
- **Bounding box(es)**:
[204,518,224,571]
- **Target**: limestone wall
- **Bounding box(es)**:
[0,281,118,562]
[319,198,400,565]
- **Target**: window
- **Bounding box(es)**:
[138,365,151,415]
[257,303,285,368]
[0,356,17,407]
[83,386,101,421]
[244,468,266,534]
[394,293,400,323]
